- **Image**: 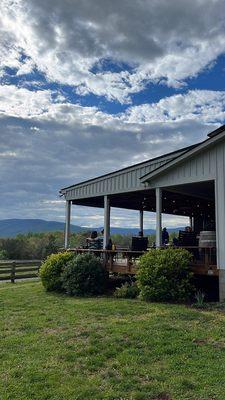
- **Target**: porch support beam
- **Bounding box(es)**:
[104,195,110,249]
[215,158,225,300]
[189,216,194,230]
[156,188,162,247]
[139,209,144,235]
[64,200,71,249]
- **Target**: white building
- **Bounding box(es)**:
[60,125,225,300]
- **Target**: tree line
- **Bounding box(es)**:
[0,231,177,260]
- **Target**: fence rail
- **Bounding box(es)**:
[0,260,42,282]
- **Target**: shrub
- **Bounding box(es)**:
[39,251,74,291]
[61,253,107,296]
[137,248,193,302]
[114,281,139,299]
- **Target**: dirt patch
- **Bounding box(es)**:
[192,338,208,345]
[154,393,171,400]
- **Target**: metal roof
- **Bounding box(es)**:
[60,143,198,199]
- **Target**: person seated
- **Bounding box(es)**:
[173,236,179,246]
[162,227,169,245]
[97,229,104,249]
[86,231,101,250]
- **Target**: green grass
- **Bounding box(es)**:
[1,282,225,399]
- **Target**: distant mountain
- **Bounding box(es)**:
[0,219,83,237]
[0,219,184,238]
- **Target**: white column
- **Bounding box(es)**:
[215,168,225,300]
[139,209,144,234]
[189,216,194,230]
[156,188,162,247]
[64,200,71,249]
[103,195,110,249]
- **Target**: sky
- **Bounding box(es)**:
[1,0,225,229]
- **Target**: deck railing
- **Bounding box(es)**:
[0,260,42,283]
[68,246,218,276]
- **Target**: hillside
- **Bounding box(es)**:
[0,219,183,237]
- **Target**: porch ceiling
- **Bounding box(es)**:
[73,181,215,218]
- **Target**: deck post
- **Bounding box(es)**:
[156,187,162,247]
[189,216,194,230]
[215,169,225,300]
[139,209,144,235]
[104,195,110,249]
[64,200,71,249]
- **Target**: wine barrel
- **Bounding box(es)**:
[199,231,216,248]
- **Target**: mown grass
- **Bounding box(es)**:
[1,281,225,400]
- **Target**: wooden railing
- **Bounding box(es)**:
[68,247,218,276]
[0,260,42,283]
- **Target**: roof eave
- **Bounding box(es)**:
[59,144,195,193]
[140,128,225,183]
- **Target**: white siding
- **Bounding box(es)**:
[148,144,220,188]
[63,154,183,200]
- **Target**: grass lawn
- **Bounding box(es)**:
[1,282,225,400]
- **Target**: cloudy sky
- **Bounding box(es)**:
[1,0,225,229]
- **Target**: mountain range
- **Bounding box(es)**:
[0,219,184,237]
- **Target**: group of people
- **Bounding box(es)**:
[86,230,113,250]
[85,225,193,251]
[162,226,193,246]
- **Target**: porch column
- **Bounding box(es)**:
[64,200,71,249]
[103,195,110,249]
[139,209,144,235]
[189,216,194,230]
[215,166,225,300]
[156,187,162,247]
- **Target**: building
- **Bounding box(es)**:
[60,125,225,300]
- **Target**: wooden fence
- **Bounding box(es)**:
[0,260,42,283]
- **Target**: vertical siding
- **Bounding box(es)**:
[64,151,190,200]
[149,144,221,188]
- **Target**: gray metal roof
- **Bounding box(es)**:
[60,143,198,201]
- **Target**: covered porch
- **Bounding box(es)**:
[64,180,218,278]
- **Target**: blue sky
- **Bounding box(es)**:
[0,0,225,228]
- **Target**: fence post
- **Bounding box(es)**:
[11,262,16,283]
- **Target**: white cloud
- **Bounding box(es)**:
[1,0,225,102]
[0,83,222,226]
[124,90,225,124]
[1,85,225,128]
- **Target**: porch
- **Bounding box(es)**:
[68,245,218,277]
[64,179,218,278]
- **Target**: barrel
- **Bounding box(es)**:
[199,231,216,248]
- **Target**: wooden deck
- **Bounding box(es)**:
[68,248,219,277]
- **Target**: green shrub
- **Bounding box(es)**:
[114,282,139,299]
[39,251,74,291]
[61,253,107,296]
[137,248,193,302]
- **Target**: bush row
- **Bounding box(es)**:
[40,248,194,302]
[39,252,107,296]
